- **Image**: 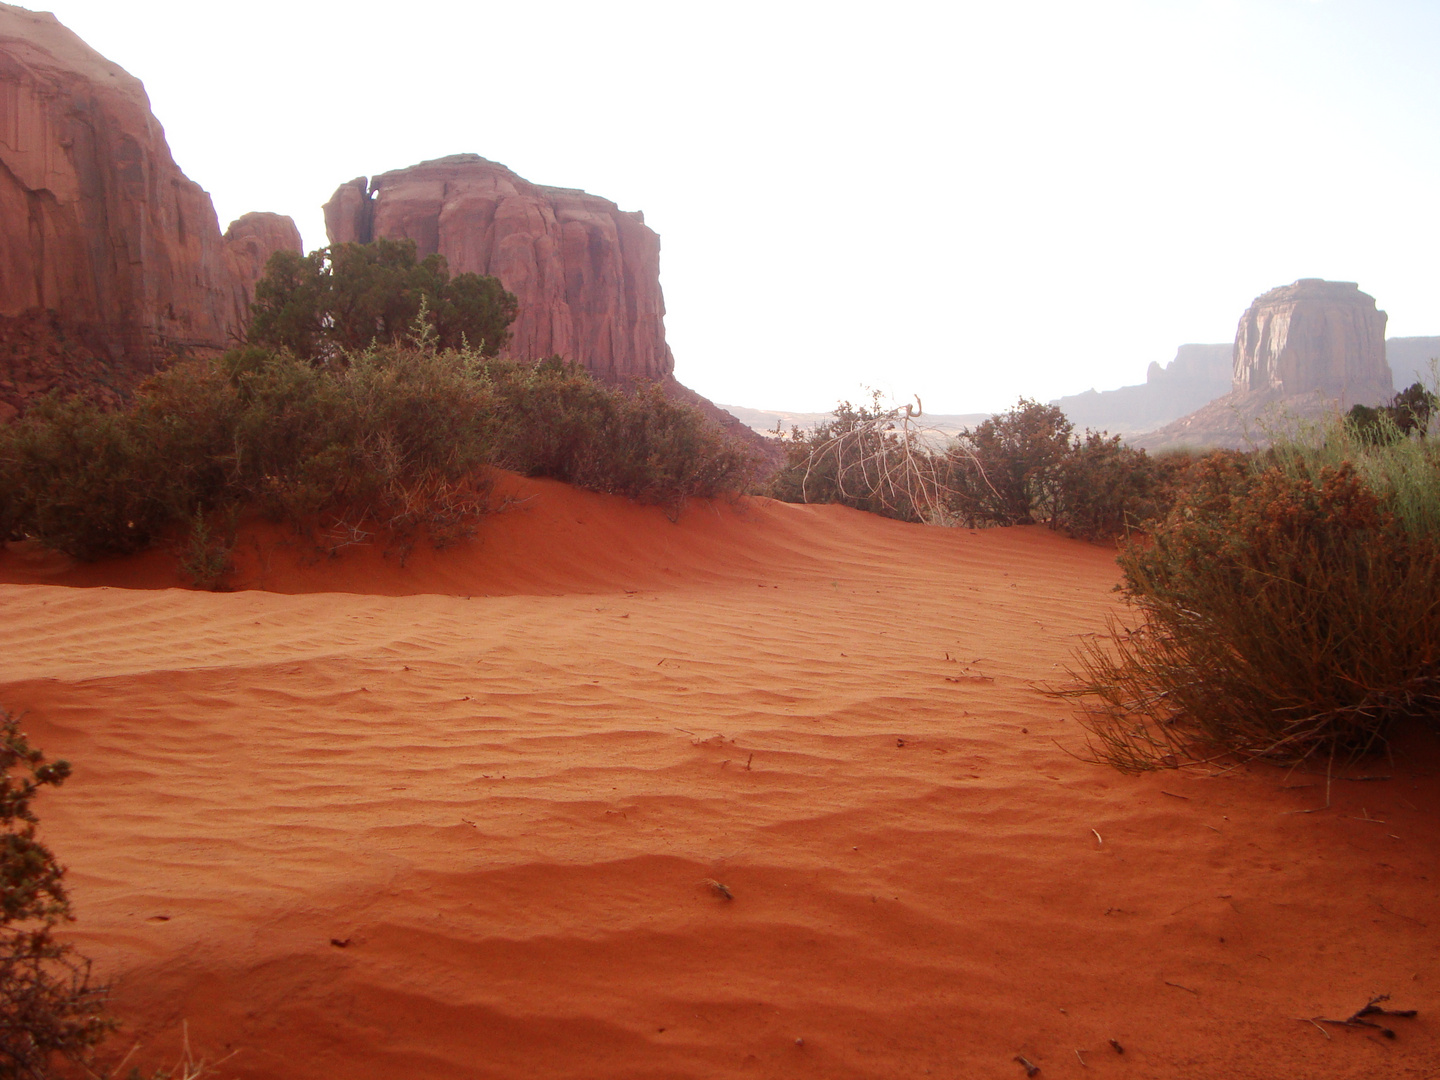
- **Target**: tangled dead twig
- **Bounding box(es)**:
[1305,994,1417,1039]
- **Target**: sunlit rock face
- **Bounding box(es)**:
[0,3,298,413]
[323,155,675,383]
[223,212,303,322]
[1135,280,1397,451]
[1232,279,1392,401]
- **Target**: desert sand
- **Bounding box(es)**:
[0,475,1435,1079]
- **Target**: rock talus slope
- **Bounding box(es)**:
[325,155,674,383]
[0,3,297,413]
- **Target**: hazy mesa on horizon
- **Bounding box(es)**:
[25,0,1440,415]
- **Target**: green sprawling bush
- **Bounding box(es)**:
[488,358,759,513]
[249,239,518,361]
[0,339,757,577]
[1067,433,1440,770]
[0,712,112,1077]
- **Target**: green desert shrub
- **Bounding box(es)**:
[766,395,1172,537]
[0,711,112,1077]
[487,358,759,511]
[249,239,518,361]
[1066,449,1440,770]
[0,340,757,570]
[948,398,1074,526]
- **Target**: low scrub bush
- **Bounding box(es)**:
[487,358,759,512]
[768,395,1172,538]
[1067,448,1440,770]
[0,341,756,574]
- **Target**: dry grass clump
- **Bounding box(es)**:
[1067,448,1440,771]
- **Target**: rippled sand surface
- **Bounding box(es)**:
[0,476,1435,1078]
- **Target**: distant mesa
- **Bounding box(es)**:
[1231,279,1391,401]
[324,156,673,386]
[1136,278,1398,450]
[1051,344,1232,436]
[0,2,299,417]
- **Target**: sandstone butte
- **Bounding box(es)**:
[1136,278,1396,451]
[0,2,300,419]
[324,156,674,385]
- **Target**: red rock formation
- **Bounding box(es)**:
[223,212,303,323]
[1137,280,1396,451]
[0,3,298,412]
[1233,279,1392,401]
[324,155,674,382]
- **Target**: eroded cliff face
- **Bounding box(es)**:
[1232,279,1392,401]
[0,3,298,414]
[324,155,674,382]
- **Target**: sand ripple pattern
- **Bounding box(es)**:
[0,485,1435,1079]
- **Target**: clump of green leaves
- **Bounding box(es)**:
[0,712,112,1077]
[249,238,518,361]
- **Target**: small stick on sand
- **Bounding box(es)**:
[1312,994,1417,1039]
[1297,1017,1332,1039]
[1159,790,1190,800]
[1164,981,1199,995]
[1013,1054,1040,1076]
[1074,1048,1087,1067]
[1108,1039,1124,1054]
[702,879,733,901]
[1091,829,1103,846]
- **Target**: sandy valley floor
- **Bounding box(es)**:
[0,477,1435,1079]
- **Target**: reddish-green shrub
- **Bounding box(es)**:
[1067,459,1440,769]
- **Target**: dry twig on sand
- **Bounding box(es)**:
[1307,994,1417,1039]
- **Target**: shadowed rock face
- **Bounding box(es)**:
[0,3,298,414]
[324,155,674,383]
[1233,279,1392,401]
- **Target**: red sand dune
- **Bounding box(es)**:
[0,476,1435,1078]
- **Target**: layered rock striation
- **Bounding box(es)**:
[324,155,673,383]
[0,3,298,414]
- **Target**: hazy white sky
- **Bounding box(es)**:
[32,0,1440,413]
